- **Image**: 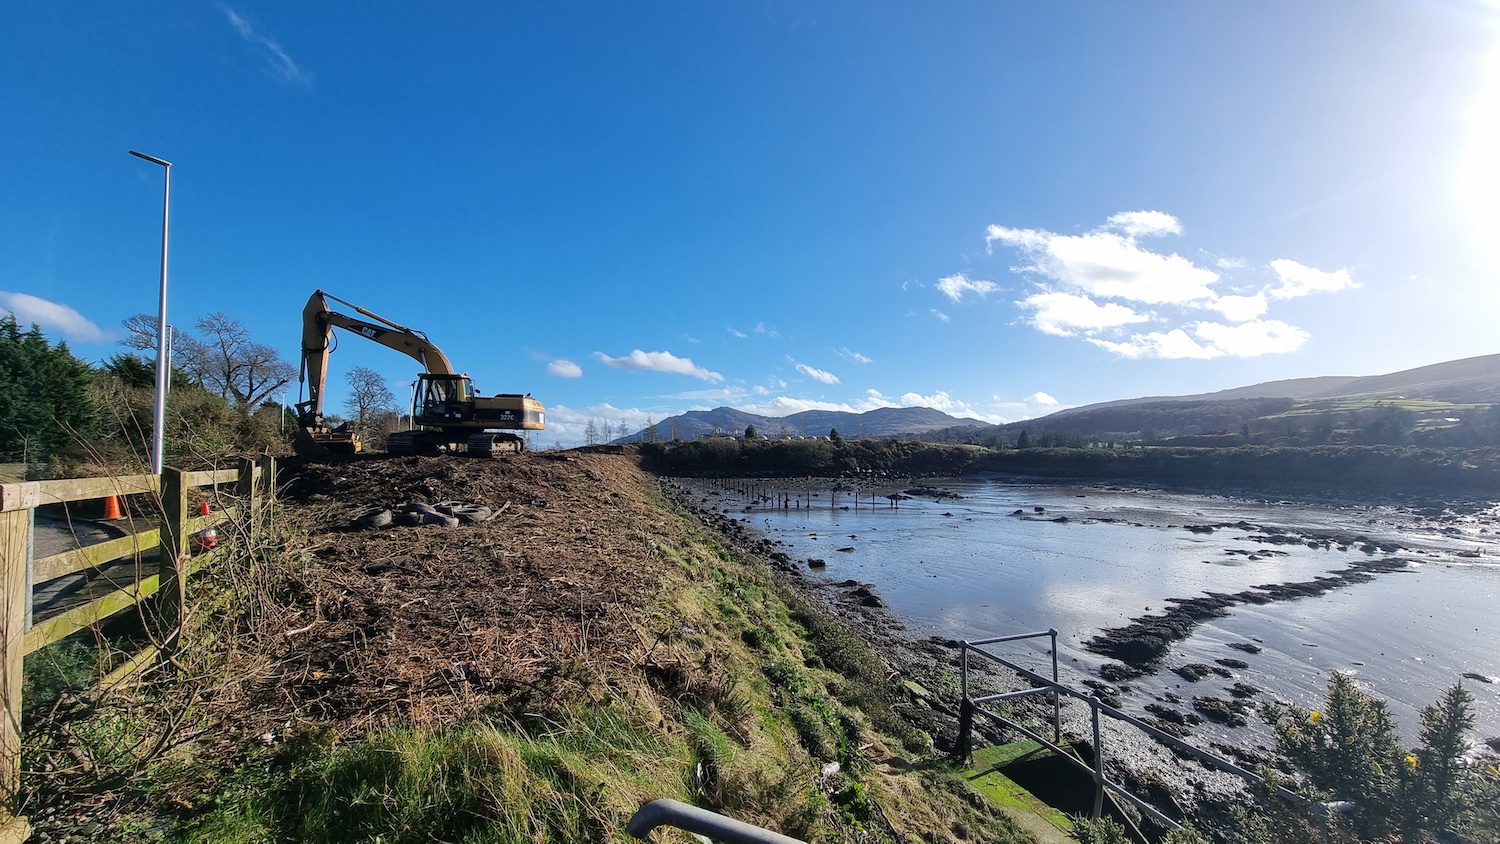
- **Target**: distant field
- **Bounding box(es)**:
[1265,398,1489,418]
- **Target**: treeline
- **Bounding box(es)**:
[637,434,1500,496]
[0,314,296,476]
[637,437,982,478]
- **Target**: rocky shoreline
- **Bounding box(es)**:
[660,477,1255,832]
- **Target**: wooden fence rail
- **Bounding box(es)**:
[0,456,276,842]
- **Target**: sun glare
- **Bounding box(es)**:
[1459,41,1500,269]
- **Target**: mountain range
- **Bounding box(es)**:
[616,405,975,443]
[623,353,1500,446]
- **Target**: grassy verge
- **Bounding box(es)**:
[21,473,1039,844]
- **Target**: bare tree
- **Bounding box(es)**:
[642,416,659,443]
[584,419,599,446]
[122,311,294,409]
[345,366,397,434]
[121,313,179,351]
[669,418,681,442]
[616,420,632,442]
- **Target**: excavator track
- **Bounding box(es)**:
[466,432,524,457]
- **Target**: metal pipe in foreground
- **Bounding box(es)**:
[627,799,807,844]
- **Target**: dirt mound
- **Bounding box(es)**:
[266,452,670,726]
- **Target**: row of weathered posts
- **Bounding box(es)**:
[0,456,275,842]
[705,478,906,510]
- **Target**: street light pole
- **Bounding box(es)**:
[130,150,172,474]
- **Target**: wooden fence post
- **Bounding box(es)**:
[236,458,258,545]
[0,509,31,840]
[258,456,276,528]
[157,468,188,651]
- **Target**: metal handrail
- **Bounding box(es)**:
[627,799,806,843]
[956,632,1311,832]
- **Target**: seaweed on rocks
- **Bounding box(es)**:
[1085,557,1413,672]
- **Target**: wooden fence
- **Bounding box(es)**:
[0,456,276,842]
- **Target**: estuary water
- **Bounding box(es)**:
[692,477,1500,747]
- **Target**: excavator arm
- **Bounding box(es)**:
[297,289,458,428]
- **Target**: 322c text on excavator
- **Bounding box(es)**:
[294,289,545,458]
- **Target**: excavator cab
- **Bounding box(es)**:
[414,374,475,424]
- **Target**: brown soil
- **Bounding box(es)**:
[267,449,673,728]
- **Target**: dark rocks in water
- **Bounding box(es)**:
[1185,524,1216,534]
[1033,506,1045,513]
[859,595,885,608]
[1193,696,1248,727]
[807,558,826,569]
[1174,664,1212,682]
[905,486,963,500]
[851,587,877,599]
[1486,737,1500,754]
[1011,509,1025,515]
[1146,718,1189,738]
[840,579,861,587]
[1051,516,1070,523]
[1174,663,1231,682]
[1163,692,1182,704]
[1145,703,1202,727]
[1227,682,1262,699]
[1085,558,1410,670]
[1463,672,1496,684]
[1099,663,1142,682]
[1227,642,1264,654]
[1216,658,1250,670]
[1082,679,1122,708]
[1084,594,1236,667]
[836,546,855,552]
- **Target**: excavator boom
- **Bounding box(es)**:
[295,290,543,457]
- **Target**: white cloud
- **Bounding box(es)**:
[1089,328,1221,360]
[1017,291,1149,336]
[1027,391,1059,406]
[896,390,976,417]
[1105,210,1182,237]
[736,395,879,416]
[981,212,1357,361]
[935,272,999,303]
[794,362,840,384]
[546,359,582,378]
[837,347,872,364]
[0,292,110,343]
[727,326,748,338]
[1268,259,1357,299]
[931,309,950,322]
[985,224,1048,254]
[541,402,662,447]
[1088,318,1309,359]
[1207,292,1268,322]
[755,322,780,337]
[592,349,723,382]
[1043,231,1220,304]
[1192,319,1309,356]
[219,4,310,85]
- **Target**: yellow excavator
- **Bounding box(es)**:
[294,290,544,457]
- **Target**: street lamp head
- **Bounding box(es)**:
[129,150,172,168]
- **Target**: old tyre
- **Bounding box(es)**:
[352,508,393,529]
[434,500,495,523]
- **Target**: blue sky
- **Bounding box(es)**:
[4,1,1499,446]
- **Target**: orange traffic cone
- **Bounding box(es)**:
[103,495,122,519]
[199,501,211,516]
